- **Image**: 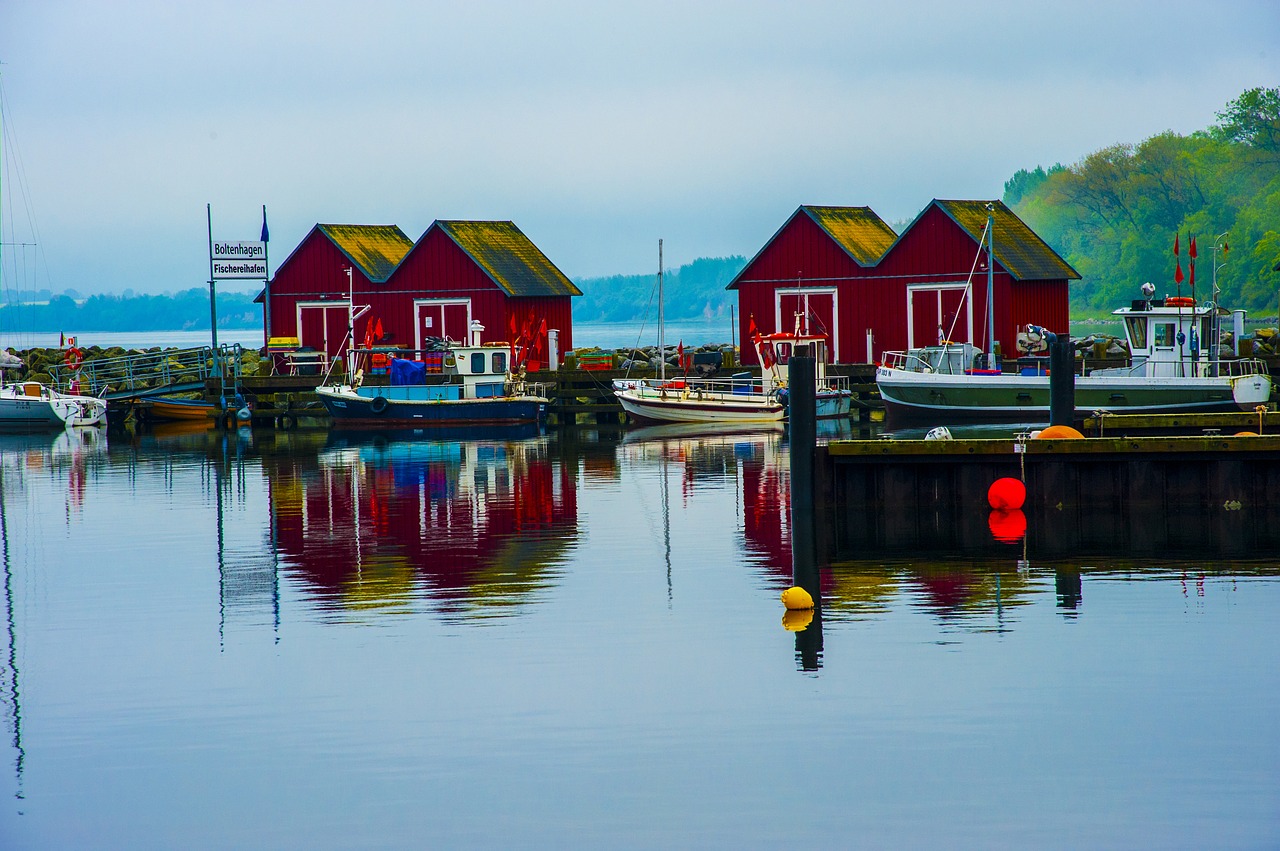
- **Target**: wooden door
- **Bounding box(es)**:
[776,289,837,361]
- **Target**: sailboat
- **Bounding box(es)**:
[0,80,107,431]
[613,242,851,424]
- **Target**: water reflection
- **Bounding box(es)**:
[266,428,579,620]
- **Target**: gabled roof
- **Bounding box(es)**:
[314,224,414,282]
[802,206,898,265]
[427,220,581,298]
[930,200,1080,281]
[728,205,896,289]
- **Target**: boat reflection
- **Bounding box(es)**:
[267,428,578,619]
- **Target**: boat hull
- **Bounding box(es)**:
[615,388,784,424]
[877,367,1272,423]
[318,385,548,427]
[149,397,216,422]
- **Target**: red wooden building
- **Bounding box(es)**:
[728,200,1079,365]
[262,220,580,365]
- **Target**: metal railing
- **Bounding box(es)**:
[47,344,245,399]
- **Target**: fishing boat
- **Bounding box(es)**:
[317,341,550,427]
[876,286,1273,422]
[613,242,851,424]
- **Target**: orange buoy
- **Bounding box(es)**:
[988,509,1027,543]
[987,477,1026,510]
[1035,424,1084,439]
[1234,431,1259,436]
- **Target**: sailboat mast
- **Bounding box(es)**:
[986,204,996,365]
[658,239,664,382]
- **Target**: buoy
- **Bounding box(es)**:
[987,477,1026,510]
[1234,431,1258,436]
[989,509,1027,543]
[782,609,814,632]
[781,586,814,610]
[1035,424,1084,439]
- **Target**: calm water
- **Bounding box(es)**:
[0,424,1277,849]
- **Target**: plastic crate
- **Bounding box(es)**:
[578,353,614,371]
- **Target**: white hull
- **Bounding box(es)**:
[615,383,784,424]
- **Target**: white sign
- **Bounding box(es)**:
[212,241,266,261]
[212,259,268,279]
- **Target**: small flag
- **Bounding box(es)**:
[1223,241,1229,254]
[1175,259,1184,285]
[1173,233,1180,256]
[747,314,760,341]
[260,206,270,243]
[374,317,384,341]
[1189,235,1197,259]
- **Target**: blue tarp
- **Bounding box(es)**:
[390,358,427,386]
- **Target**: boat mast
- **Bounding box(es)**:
[658,239,664,382]
[986,203,996,366]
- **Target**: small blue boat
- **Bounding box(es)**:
[316,344,550,427]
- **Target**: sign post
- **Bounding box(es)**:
[207,204,271,398]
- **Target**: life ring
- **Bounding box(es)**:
[370,395,389,414]
[64,347,83,370]
[1166,296,1195,307]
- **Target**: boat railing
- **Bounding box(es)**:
[1090,356,1271,380]
[631,375,774,397]
[880,344,982,375]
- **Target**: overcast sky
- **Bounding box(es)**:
[1,0,1277,296]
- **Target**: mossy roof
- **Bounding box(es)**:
[434,221,581,298]
[316,224,414,282]
[801,206,898,266]
[932,200,1080,281]
[728,205,897,289]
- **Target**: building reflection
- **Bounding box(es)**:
[266,427,579,618]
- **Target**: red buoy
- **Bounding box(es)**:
[987,477,1026,510]
[988,509,1027,543]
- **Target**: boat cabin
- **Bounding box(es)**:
[1113,296,1233,378]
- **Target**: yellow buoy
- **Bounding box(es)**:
[1035,424,1084,439]
[1234,431,1259,436]
[781,585,814,610]
[782,609,814,632]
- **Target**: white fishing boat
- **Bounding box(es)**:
[876,286,1273,422]
[613,242,851,424]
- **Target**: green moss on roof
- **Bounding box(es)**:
[438,221,581,298]
[317,224,414,282]
[936,200,1080,281]
[803,206,897,266]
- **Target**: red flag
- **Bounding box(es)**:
[362,319,374,349]
[1189,235,1197,259]
[747,314,760,341]
[374,318,384,342]
[1223,241,1229,254]
[1175,260,1184,285]
[1173,233,1180,256]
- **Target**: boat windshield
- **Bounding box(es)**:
[1125,316,1147,349]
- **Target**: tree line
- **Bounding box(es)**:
[1005,87,1280,315]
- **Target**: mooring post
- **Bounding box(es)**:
[788,346,822,669]
[1049,333,1075,427]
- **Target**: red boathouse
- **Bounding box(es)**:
[262,220,580,368]
[728,200,1080,365]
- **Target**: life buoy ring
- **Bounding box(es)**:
[1166,296,1195,307]
[370,395,389,414]
[64,347,83,370]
